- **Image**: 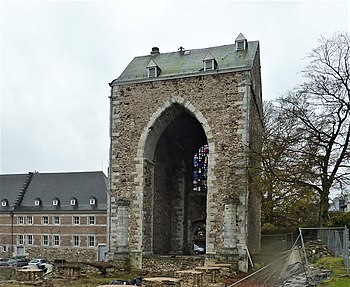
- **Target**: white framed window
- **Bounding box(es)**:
[148,67,157,78]
[42,235,49,246]
[236,40,246,51]
[18,235,24,245]
[88,216,95,225]
[1,199,8,207]
[70,198,77,206]
[27,216,33,225]
[73,216,80,225]
[146,59,160,78]
[53,216,60,225]
[53,235,60,246]
[89,197,96,206]
[18,216,25,225]
[204,60,214,71]
[27,235,33,245]
[52,198,59,206]
[34,198,41,206]
[88,236,95,247]
[42,216,49,225]
[73,235,80,247]
[2,246,7,252]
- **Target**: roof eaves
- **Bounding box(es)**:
[110,65,252,86]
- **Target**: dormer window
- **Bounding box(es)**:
[1,199,8,207]
[203,52,217,71]
[70,197,77,206]
[34,198,41,206]
[89,197,97,206]
[52,198,60,206]
[235,33,248,51]
[147,60,161,78]
[204,60,214,71]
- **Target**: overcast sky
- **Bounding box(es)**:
[0,0,349,175]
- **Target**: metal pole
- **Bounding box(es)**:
[344,226,349,275]
[10,211,14,256]
[299,228,313,285]
[299,228,309,267]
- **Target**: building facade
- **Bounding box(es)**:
[108,34,263,271]
[0,171,108,262]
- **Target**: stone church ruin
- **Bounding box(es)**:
[107,33,263,271]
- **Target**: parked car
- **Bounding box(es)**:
[28,258,55,273]
[193,244,205,255]
[28,258,48,269]
[0,258,9,266]
[7,257,30,267]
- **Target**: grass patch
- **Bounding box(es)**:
[319,277,350,287]
[314,257,346,276]
[314,257,350,287]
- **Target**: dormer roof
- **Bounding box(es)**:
[235,33,247,42]
[146,59,158,68]
[203,51,215,61]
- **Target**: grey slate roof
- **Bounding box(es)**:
[112,40,259,85]
[0,171,108,213]
[0,173,28,209]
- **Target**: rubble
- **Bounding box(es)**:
[304,241,334,262]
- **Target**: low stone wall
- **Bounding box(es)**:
[0,266,15,280]
[25,246,97,262]
[142,255,204,274]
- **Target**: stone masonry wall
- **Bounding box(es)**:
[109,70,257,265]
[247,48,263,254]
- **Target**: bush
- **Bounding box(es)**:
[327,212,350,227]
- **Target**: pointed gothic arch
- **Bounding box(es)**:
[132,97,216,255]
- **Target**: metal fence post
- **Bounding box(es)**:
[343,226,349,275]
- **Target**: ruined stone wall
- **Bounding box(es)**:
[110,70,256,263]
[247,48,263,254]
[153,136,172,254]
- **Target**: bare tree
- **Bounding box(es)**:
[262,32,350,227]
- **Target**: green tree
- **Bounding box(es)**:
[261,102,319,230]
[261,32,350,227]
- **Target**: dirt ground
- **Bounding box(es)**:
[0,268,142,287]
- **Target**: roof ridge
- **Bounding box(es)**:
[133,41,259,59]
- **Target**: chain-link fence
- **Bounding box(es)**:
[228,227,349,286]
[299,227,349,274]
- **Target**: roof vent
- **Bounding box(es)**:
[151,47,160,55]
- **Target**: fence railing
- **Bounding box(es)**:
[299,227,349,274]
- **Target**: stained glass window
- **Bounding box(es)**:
[193,144,209,192]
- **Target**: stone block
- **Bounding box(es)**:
[176,270,203,287]
[143,277,181,287]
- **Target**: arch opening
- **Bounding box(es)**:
[142,104,208,255]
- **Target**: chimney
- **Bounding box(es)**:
[151,47,160,55]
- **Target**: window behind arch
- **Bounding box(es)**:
[193,145,209,192]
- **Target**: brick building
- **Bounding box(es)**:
[108,33,263,271]
[0,171,108,261]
